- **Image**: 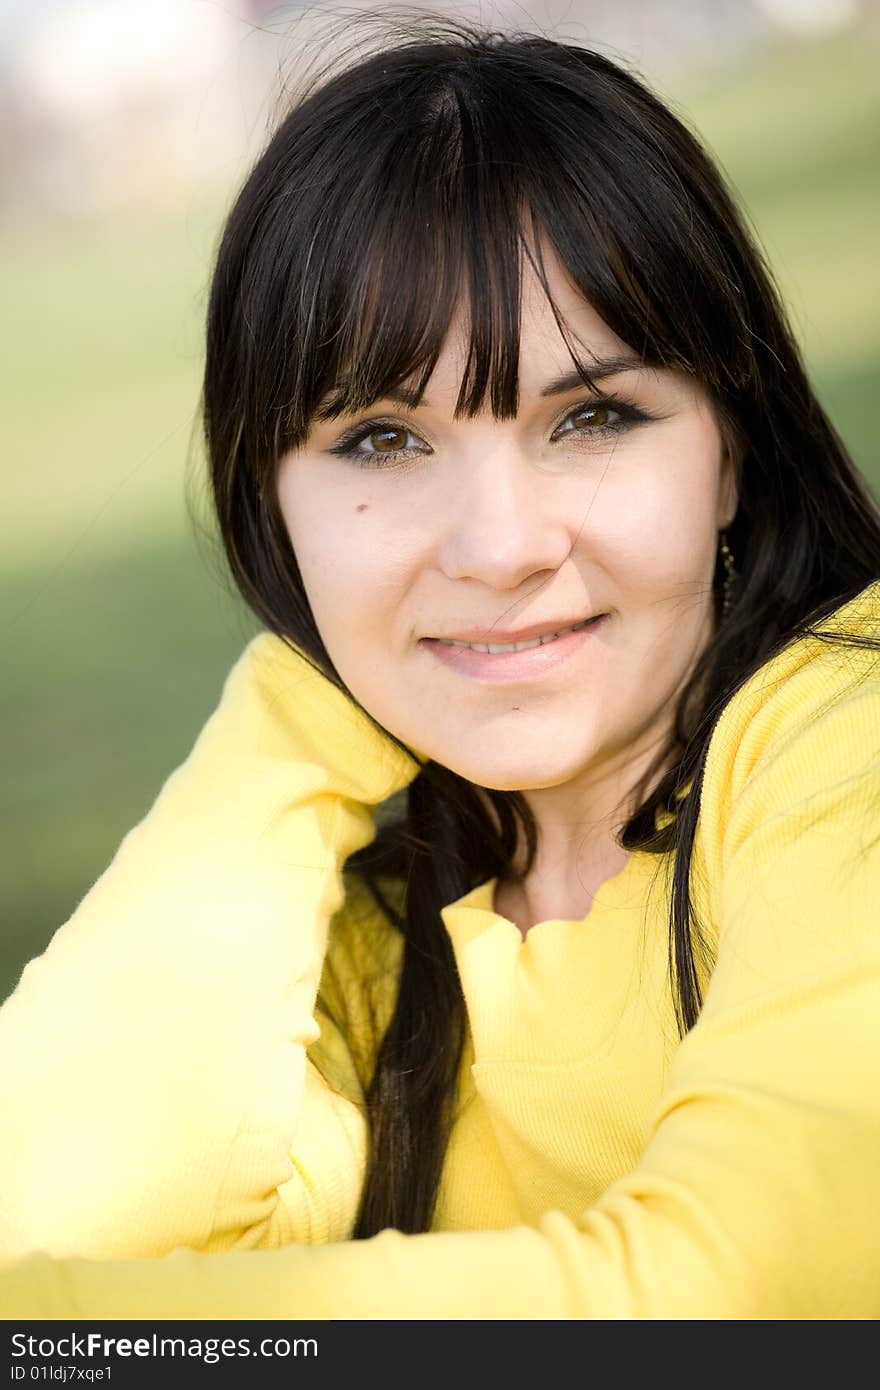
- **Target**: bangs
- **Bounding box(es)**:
[231,39,760,470]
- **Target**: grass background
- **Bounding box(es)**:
[2,26,879,1003]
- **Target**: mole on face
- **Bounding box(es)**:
[356,503,369,513]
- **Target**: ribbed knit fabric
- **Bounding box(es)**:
[1,581,878,1318]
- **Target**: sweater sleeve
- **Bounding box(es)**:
[0,633,422,1264]
[2,636,879,1319]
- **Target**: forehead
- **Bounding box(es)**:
[308,221,666,431]
[417,244,637,402]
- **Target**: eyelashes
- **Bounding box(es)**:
[326,395,657,469]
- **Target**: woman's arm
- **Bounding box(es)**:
[3,633,878,1319]
[0,633,422,1263]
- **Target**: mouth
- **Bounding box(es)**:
[429,615,601,654]
[419,613,608,683]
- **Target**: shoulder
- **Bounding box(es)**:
[707,580,880,793]
[695,580,880,924]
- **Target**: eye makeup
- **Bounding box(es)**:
[326,394,658,468]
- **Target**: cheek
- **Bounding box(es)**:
[279,470,365,606]
[283,497,406,649]
[594,424,722,585]
[297,530,371,630]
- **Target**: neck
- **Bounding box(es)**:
[479,724,674,939]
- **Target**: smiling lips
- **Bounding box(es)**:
[420,613,608,682]
[434,616,601,653]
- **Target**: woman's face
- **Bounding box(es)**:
[276,245,739,796]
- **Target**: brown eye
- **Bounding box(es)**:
[551,398,641,446]
[572,403,613,429]
[368,426,408,453]
[329,418,427,468]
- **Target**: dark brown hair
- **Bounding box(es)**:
[199,8,880,1238]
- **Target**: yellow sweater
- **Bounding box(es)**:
[2,581,879,1319]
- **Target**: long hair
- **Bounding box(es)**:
[199,9,880,1238]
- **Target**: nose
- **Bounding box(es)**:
[437,445,578,588]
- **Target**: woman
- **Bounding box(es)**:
[2,13,880,1318]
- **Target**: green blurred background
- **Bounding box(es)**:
[2,26,879,1003]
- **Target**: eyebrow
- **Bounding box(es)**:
[314,352,646,420]
[538,355,646,397]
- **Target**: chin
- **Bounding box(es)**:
[444,751,593,793]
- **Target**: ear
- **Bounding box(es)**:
[718,431,743,530]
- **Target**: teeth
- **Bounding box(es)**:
[438,617,595,653]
